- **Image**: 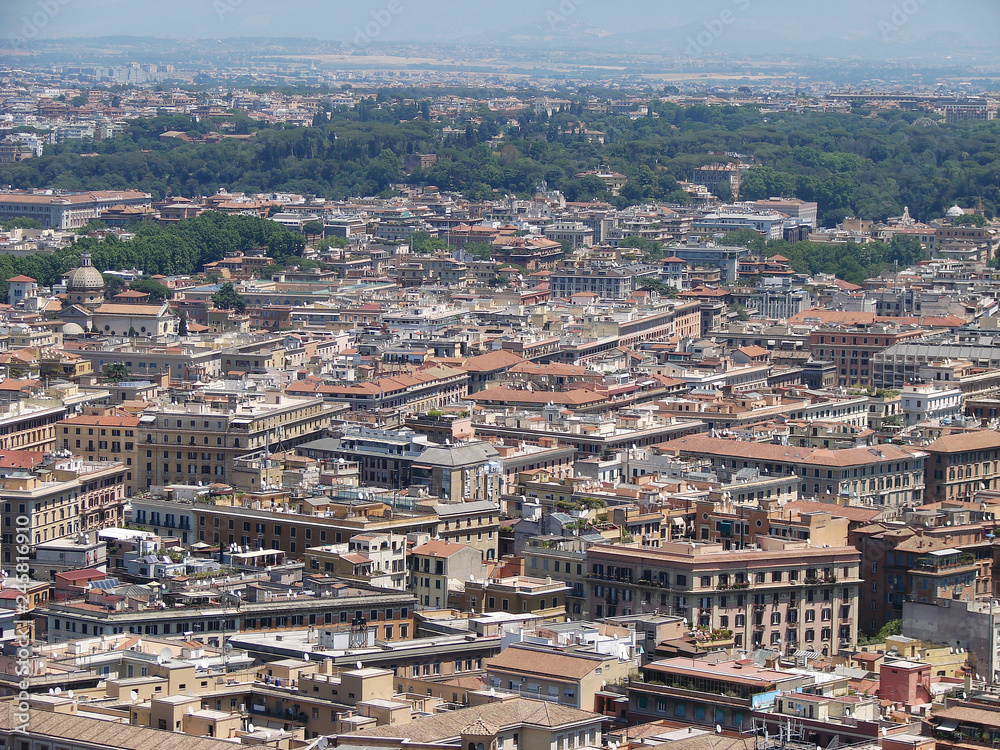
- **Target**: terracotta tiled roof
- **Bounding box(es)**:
[91,303,169,316]
[487,645,608,680]
[58,414,141,428]
[469,387,605,406]
[0,701,237,749]
[925,430,1000,454]
[459,349,525,373]
[410,540,470,558]
[655,435,919,468]
[344,697,599,742]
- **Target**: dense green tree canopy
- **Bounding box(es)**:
[1,103,996,226]
[212,281,247,313]
[0,211,304,298]
[129,277,173,301]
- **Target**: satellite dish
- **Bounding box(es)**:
[881,728,888,737]
[187,706,194,714]
[67,690,74,699]
[265,731,272,740]
[248,724,256,733]
[130,690,139,701]
[716,725,722,734]
[318,739,329,750]
[303,653,310,661]
[54,687,62,695]
[356,660,362,669]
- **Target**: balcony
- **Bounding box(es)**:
[716,581,750,591]
[915,553,977,572]
[630,678,754,709]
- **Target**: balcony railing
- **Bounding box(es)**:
[915,554,976,571]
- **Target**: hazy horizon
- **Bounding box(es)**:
[2,0,998,62]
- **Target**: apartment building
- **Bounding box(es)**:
[692,210,786,240]
[408,540,485,609]
[473,408,704,460]
[809,325,928,386]
[851,515,993,635]
[485,641,633,710]
[922,430,1000,502]
[286,366,469,411]
[666,241,750,284]
[587,538,862,656]
[0,189,151,229]
[543,221,594,248]
[900,383,964,427]
[1,454,128,565]
[0,399,65,452]
[654,435,926,508]
[136,389,336,490]
[297,428,502,505]
[523,537,590,618]
[57,410,141,496]
[304,532,408,589]
[455,576,571,622]
[41,578,416,644]
[628,656,808,729]
[874,339,1000,390]
[550,266,650,300]
[752,198,819,227]
[339,696,604,750]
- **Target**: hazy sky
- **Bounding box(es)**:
[2,0,997,60]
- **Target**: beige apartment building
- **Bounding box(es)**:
[654,435,926,508]
[1,455,128,565]
[587,537,862,656]
[486,642,634,711]
[57,411,142,497]
[136,390,339,490]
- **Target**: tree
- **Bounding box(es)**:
[886,234,926,267]
[1,217,42,230]
[103,362,131,382]
[637,278,679,297]
[726,228,766,254]
[129,278,173,301]
[409,231,447,254]
[953,213,988,227]
[212,281,247,313]
[75,219,107,235]
[620,236,663,256]
[303,220,325,241]
[104,275,126,298]
[463,242,494,260]
[858,618,902,644]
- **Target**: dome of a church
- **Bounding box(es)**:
[66,252,105,292]
[61,322,85,335]
[946,204,965,218]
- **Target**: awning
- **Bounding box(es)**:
[937,720,960,732]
